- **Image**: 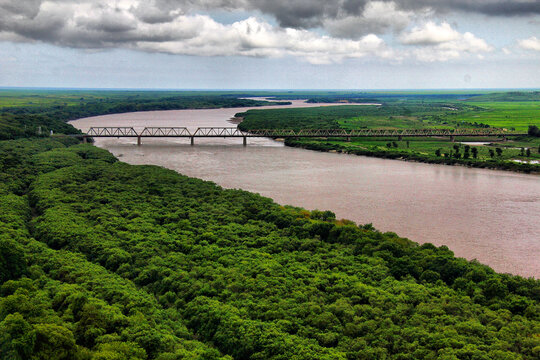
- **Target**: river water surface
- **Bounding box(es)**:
[70,101,540,278]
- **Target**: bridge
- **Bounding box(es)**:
[81,127,527,146]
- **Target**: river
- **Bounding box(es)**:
[70,100,540,278]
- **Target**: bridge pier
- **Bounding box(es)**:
[83,136,88,144]
[191,137,194,146]
[243,136,247,146]
[450,135,455,142]
[346,136,351,142]
[398,135,402,141]
[137,136,142,146]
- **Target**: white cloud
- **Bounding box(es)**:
[400,22,494,62]
[136,16,394,64]
[0,0,398,64]
[400,22,460,45]
[0,0,503,65]
[518,36,540,51]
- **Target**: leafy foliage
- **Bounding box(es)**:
[0,139,537,359]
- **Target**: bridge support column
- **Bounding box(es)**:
[398,135,402,141]
[137,136,142,146]
[243,136,247,146]
[190,137,194,146]
[502,136,507,142]
[83,136,88,143]
[346,136,350,142]
[450,135,455,142]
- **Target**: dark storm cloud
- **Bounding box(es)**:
[133,0,540,32]
[250,0,341,28]
[0,0,42,18]
[395,0,540,17]
[2,1,539,41]
[241,0,540,28]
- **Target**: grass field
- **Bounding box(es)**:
[238,92,540,173]
[457,102,539,132]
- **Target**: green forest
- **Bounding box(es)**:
[0,90,539,359]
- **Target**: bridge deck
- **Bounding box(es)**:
[83,127,526,138]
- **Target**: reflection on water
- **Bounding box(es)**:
[70,101,540,278]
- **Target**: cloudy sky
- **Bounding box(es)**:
[0,0,539,89]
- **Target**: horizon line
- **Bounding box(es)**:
[1,86,539,92]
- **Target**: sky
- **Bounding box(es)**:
[0,0,539,89]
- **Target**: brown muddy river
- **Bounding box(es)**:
[70,100,540,278]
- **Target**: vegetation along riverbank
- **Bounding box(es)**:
[1,89,539,359]
[237,91,540,174]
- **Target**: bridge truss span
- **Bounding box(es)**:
[248,129,297,137]
[81,126,526,146]
[86,127,138,137]
[140,127,191,137]
[192,127,250,137]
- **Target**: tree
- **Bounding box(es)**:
[526,148,531,157]
[32,324,79,360]
[0,314,36,360]
[471,147,478,159]
[528,125,540,137]
[463,145,470,159]
[520,148,525,156]
[435,149,441,157]
[93,342,146,360]
[489,149,495,158]
[496,148,503,157]
[0,238,27,283]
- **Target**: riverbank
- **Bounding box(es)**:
[71,107,540,277]
[284,138,540,174]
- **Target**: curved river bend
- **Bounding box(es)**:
[70,101,540,278]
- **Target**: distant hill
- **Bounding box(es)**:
[466,91,540,102]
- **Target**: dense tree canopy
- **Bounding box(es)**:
[0,138,538,359]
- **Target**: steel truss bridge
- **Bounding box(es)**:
[81,127,526,146]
